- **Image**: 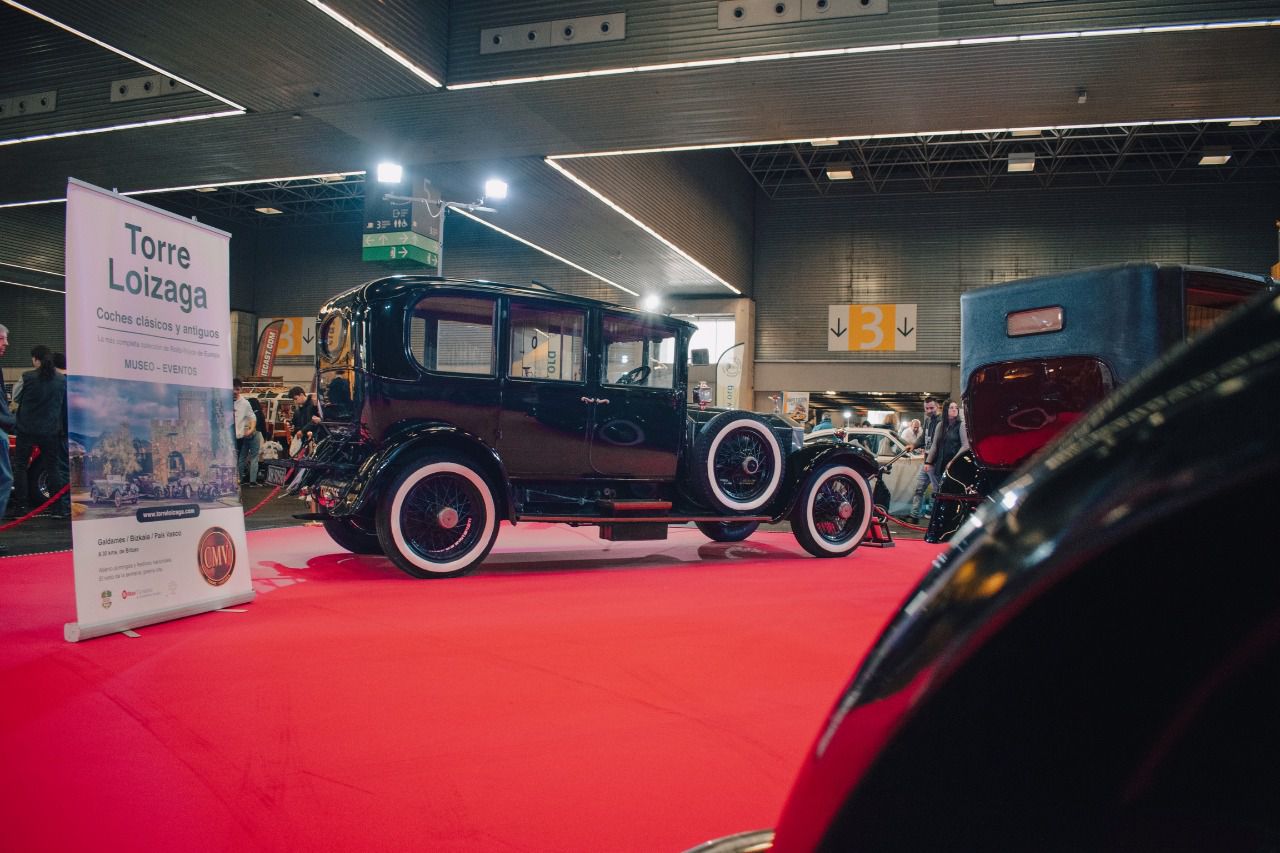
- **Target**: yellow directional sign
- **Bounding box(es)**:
[257,317,317,357]
[827,304,917,352]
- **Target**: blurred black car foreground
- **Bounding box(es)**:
[688,285,1280,851]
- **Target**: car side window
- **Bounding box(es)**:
[408,294,496,376]
[602,313,677,389]
[508,301,585,382]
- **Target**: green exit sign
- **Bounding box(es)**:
[361,231,440,269]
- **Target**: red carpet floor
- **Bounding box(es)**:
[0,523,942,852]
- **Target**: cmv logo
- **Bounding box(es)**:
[100,589,112,609]
[197,527,236,586]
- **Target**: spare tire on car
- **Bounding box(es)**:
[692,411,784,513]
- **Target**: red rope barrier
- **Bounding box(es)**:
[0,484,71,532]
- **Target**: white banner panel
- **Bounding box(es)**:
[63,179,253,642]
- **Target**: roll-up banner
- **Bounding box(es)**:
[63,178,253,642]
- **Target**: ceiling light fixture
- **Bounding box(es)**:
[1228,118,1262,127]
[1198,146,1232,165]
[376,162,404,184]
[642,294,661,311]
[483,178,509,200]
[0,109,245,148]
[448,206,638,297]
[301,0,443,87]
[824,162,855,180]
[0,278,65,295]
[0,261,63,277]
[544,158,742,295]
[1008,152,1036,172]
[193,186,218,193]
[1010,128,1043,137]
[809,139,840,147]
[448,18,1279,90]
[0,171,367,209]
[254,207,284,215]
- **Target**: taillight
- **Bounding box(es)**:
[966,356,1115,468]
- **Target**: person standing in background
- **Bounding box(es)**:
[0,324,14,538]
[231,379,258,486]
[907,397,942,524]
[12,345,69,518]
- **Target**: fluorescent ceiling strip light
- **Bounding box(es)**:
[1,0,245,111]
[0,171,367,209]
[0,261,63,277]
[449,19,1277,90]
[547,116,1280,160]
[302,0,442,88]
[0,109,244,148]
[1,278,65,295]
[447,207,638,298]
[545,158,741,295]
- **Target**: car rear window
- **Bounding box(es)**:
[409,294,496,376]
[967,356,1115,469]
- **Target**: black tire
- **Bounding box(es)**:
[694,520,761,542]
[184,485,194,500]
[692,411,784,513]
[790,463,873,558]
[323,516,384,555]
[375,452,500,579]
[112,491,123,510]
[27,455,51,504]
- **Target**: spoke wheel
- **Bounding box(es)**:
[791,463,872,558]
[377,454,499,578]
[693,412,784,513]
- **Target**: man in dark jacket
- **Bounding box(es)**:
[0,324,15,534]
[907,397,942,524]
[13,344,69,518]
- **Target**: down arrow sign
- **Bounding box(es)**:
[897,318,915,337]
[302,328,314,345]
[830,317,847,338]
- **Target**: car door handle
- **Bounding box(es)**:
[595,398,609,405]
[581,396,594,404]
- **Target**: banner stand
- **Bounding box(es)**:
[64,589,255,643]
[63,178,253,641]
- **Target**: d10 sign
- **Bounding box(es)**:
[828,303,917,352]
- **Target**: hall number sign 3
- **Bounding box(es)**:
[827,304,917,352]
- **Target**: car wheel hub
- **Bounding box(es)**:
[437,507,460,530]
[837,500,853,520]
[741,456,760,475]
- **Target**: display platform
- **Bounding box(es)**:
[0,523,942,852]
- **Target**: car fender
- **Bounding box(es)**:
[336,422,517,521]
[778,442,879,518]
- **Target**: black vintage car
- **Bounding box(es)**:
[281,276,880,578]
[685,279,1280,852]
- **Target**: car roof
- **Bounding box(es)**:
[958,263,1270,388]
[322,275,697,332]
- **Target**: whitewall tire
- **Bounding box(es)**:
[790,463,872,558]
[376,454,499,578]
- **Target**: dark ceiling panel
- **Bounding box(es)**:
[446,0,1278,85]
[306,29,1280,163]
[0,3,228,141]
[322,0,450,88]
[15,0,440,112]
[418,157,727,296]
